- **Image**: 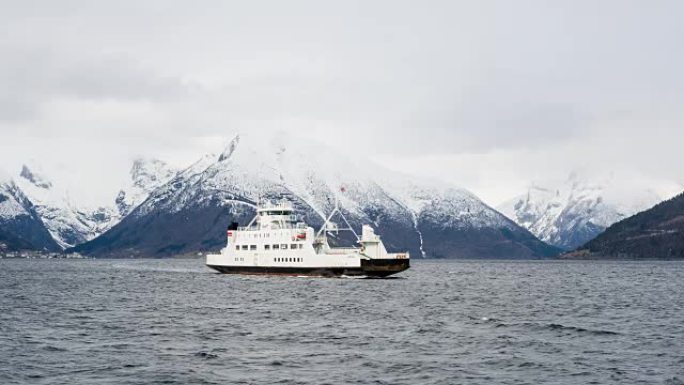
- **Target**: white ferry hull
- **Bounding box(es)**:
[207,258,409,277]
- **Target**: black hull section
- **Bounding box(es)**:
[207,258,409,278]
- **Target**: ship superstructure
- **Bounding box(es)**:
[206,201,409,277]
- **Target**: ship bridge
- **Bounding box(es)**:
[250,201,305,230]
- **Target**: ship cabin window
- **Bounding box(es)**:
[291,244,297,249]
[273,244,280,250]
[281,244,288,250]
[264,245,270,250]
[241,245,248,250]
[250,245,256,251]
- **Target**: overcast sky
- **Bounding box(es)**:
[1,0,683,206]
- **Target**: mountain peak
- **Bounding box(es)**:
[218,134,241,162]
[116,157,179,217]
[19,164,52,189]
[130,158,176,189]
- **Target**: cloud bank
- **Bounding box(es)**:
[1,0,683,204]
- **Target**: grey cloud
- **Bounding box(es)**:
[0,44,190,123]
[0,0,683,204]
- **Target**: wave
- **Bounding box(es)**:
[499,321,621,336]
[544,323,620,336]
[477,317,620,336]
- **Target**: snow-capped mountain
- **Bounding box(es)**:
[497,173,664,250]
[0,169,60,252]
[115,158,179,217]
[568,190,684,259]
[12,158,178,250]
[15,164,119,249]
[74,132,558,259]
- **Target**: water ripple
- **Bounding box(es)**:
[0,258,683,384]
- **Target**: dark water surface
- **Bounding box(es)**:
[1,259,683,385]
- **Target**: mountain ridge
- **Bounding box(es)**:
[565,191,684,259]
[498,174,664,250]
[16,164,119,249]
[0,171,61,252]
[72,132,559,259]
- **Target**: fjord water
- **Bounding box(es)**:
[1,259,682,385]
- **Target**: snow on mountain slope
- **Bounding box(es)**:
[0,169,60,252]
[16,164,118,249]
[0,170,29,220]
[75,132,558,259]
[498,173,664,250]
[115,158,179,217]
[5,158,179,250]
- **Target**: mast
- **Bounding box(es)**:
[316,186,360,242]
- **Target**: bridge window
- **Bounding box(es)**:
[250,245,256,251]
[267,210,291,215]
[235,245,239,250]
[273,244,280,250]
[241,245,248,250]
[298,244,303,249]
[265,245,270,250]
[281,244,288,249]
[291,244,297,249]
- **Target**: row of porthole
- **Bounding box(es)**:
[275,257,302,263]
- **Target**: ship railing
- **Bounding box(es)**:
[325,247,359,255]
[237,223,308,231]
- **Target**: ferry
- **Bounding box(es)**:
[206,201,410,277]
